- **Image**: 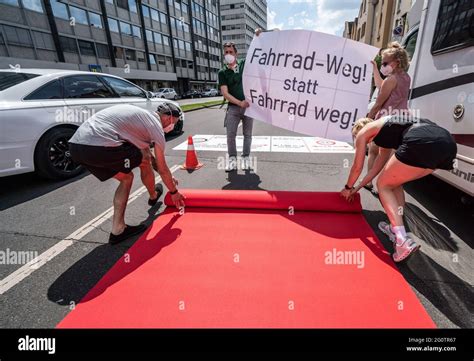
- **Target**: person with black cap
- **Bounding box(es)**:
[69,102,185,244]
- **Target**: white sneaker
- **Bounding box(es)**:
[225,156,237,172]
[393,238,420,263]
[241,156,251,170]
[378,221,396,244]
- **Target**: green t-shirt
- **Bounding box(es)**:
[218,59,245,101]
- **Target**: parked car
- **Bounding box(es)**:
[181,89,202,99]
[201,88,219,97]
[0,69,184,179]
[153,88,178,100]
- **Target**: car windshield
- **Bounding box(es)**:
[0,72,40,91]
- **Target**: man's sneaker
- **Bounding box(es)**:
[378,221,396,244]
[148,183,164,206]
[109,224,147,245]
[225,156,237,172]
[241,156,252,170]
[393,238,420,263]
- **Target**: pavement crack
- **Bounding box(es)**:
[0,229,107,246]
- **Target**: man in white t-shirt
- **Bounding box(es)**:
[69,103,185,244]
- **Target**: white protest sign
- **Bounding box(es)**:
[243,30,379,142]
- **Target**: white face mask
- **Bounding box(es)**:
[224,54,236,64]
[163,121,175,133]
[380,64,394,76]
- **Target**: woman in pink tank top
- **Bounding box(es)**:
[364,42,411,192]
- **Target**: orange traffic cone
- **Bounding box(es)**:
[181,136,203,170]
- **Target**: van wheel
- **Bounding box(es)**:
[34,127,84,180]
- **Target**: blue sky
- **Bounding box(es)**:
[267,0,361,37]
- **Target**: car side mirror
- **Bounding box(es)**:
[146,91,153,99]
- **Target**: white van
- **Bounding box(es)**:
[402,0,474,197]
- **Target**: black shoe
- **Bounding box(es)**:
[109,224,147,245]
[148,183,164,206]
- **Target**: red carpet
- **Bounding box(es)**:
[57,190,435,328]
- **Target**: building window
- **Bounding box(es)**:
[116,0,128,10]
[108,18,119,33]
[22,0,43,13]
[154,32,162,44]
[145,29,153,42]
[137,51,145,63]
[70,6,89,25]
[32,31,54,49]
[125,48,136,61]
[78,40,96,56]
[0,0,19,6]
[51,0,68,20]
[157,55,166,65]
[96,43,109,58]
[106,0,113,4]
[159,12,167,24]
[128,0,137,13]
[59,36,78,53]
[132,25,141,38]
[120,21,132,36]
[114,46,124,59]
[149,53,156,64]
[151,8,159,22]
[162,35,170,46]
[4,25,33,46]
[89,12,103,28]
[142,5,150,18]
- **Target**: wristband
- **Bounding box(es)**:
[170,189,178,195]
[345,184,354,190]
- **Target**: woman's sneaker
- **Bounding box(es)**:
[378,221,396,244]
[393,238,420,263]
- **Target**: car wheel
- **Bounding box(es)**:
[34,127,84,180]
[174,95,178,100]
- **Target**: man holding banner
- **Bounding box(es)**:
[218,41,253,172]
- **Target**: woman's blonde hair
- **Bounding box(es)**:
[382,42,409,71]
[352,117,374,138]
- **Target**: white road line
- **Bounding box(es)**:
[0,164,180,295]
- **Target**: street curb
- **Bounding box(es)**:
[182,101,228,113]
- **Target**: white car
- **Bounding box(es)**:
[201,88,218,97]
[153,88,178,100]
[0,69,184,179]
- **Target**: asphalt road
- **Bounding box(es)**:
[0,107,472,328]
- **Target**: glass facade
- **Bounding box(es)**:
[0,0,224,92]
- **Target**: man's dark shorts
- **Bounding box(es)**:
[69,142,143,181]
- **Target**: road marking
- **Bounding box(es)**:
[0,165,180,295]
[173,135,355,153]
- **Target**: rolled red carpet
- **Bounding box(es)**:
[57,190,434,328]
